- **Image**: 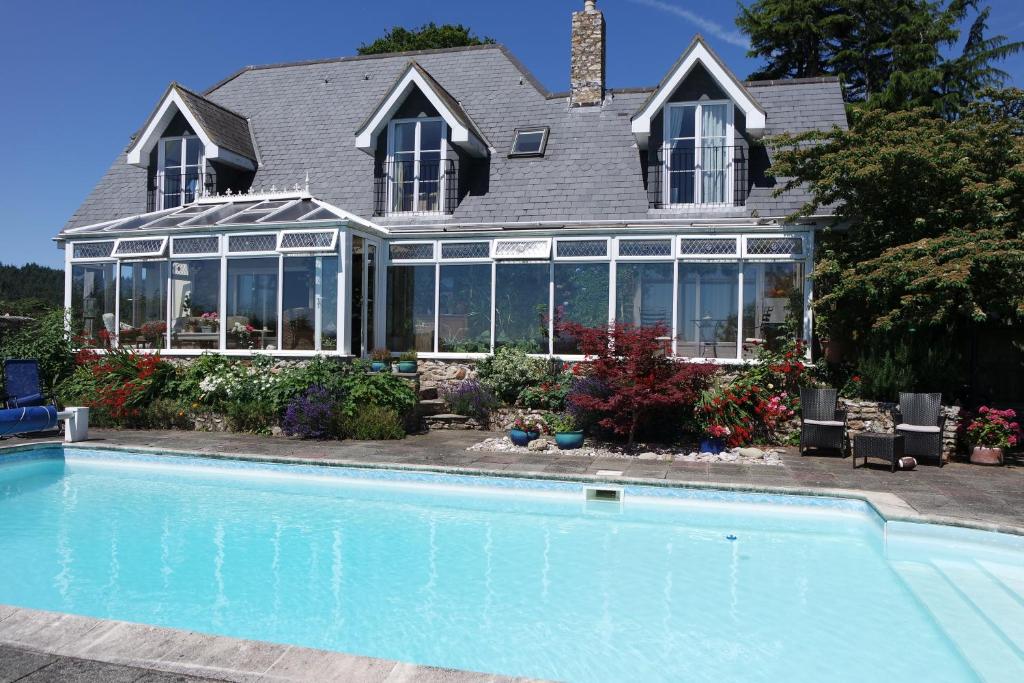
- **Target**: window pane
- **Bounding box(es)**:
[226,258,279,350]
[186,137,203,165]
[118,261,168,350]
[386,265,436,353]
[71,263,115,348]
[420,120,443,151]
[439,264,492,353]
[282,257,317,351]
[669,139,696,204]
[393,122,416,153]
[742,262,805,358]
[668,105,695,139]
[494,263,549,353]
[321,256,339,352]
[170,259,220,350]
[701,104,728,141]
[512,130,544,155]
[615,262,673,329]
[677,262,739,359]
[367,244,377,352]
[553,263,609,355]
[162,139,181,166]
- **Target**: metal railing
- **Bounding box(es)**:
[647,145,748,208]
[147,168,217,212]
[373,159,457,216]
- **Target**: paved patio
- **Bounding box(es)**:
[6,428,1023,531]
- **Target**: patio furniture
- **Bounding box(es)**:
[799,387,848,456]
[853,432,905,472]
[0,405,61,438]
[2,359,55,409]
[896,392,945,468]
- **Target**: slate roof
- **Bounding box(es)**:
[173,84,257,161]
[61,44,847,234]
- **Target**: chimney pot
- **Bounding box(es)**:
[570,0,605,107]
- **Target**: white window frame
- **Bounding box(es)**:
[112,237,168,259]
[386,117,448,215]
[509,126,550,158]
[662,101,735,208]
[70,241,117,262]
[156,135,205,210]
[439,240,492,262]
[388,240,436,263]
[170,234,222,258]
[677,235,740,260]
[742,234,805,259]
[553,237,611,261]
[225,232,279,256]
[491,238,552,261]
[276,229,340,253]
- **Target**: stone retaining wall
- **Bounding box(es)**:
[841,398,960,460]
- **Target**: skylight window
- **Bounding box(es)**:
[509,127,549,157]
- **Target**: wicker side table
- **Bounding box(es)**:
[853,433,905,472]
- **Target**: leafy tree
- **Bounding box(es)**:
[0,262,63,314]
[736,0,840,80]
[561,322,715,448]
[768,88,1024,354]
[358,23,494,56]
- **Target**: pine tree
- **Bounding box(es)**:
[357,23,494,56]
[736,0,840,80]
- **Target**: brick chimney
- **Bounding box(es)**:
[570,0,605,107]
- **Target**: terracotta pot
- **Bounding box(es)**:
[970,446,1004,466]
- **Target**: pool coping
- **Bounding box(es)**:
[4,439,1023,538]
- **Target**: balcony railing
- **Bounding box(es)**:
[147,168,217,212]
[647,145,748,209]
[374,159,457,217]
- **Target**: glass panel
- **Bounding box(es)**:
[70,263,115,348]
[162,139,182,167]
[553,263,609,355]
[556,240,606,258]
[73,242,115,259]
[668,105,696,139]
[618,240,672,258]
[282,257,317,351]
[367,244,377,352]
[441,242,489,260]
[512,130,545,155]
[263,200,317,222]
[170,259,220,350]
[420,120,443,151]
[677,262,739,359]
[351,237,364,356]
[494,263,549,353]
[439,264,492,353]
[226,258,280,350]
[118,261,168,350]
[386,265,436,353]
[701,104,728,141]
[185,137,203,166]
[321,256,339,352]
[393,122,416,153]
[615,262,673,329]
[742,262,805,358]
[391,157,415,213]
[669,139,696,205]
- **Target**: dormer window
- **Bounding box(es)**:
[663,102,733,206]
[387,118,448,214]
[157,136,205,209]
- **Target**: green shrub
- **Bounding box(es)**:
[476,346,548,405]
[225,401,279,434]
[338,370,416,418]
[339,405,406,440]
[0,309,76,397]
[142,398,193,430]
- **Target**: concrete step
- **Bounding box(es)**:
[416,398,446,417]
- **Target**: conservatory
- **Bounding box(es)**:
[62,191,812,362]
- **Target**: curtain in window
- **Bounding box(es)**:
[701,104,728,204]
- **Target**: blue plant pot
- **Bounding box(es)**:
[555,431,585,450]
[398,360,418,374]
[370,361,388,373]
[700,437,726,455]
[509,429,540,447]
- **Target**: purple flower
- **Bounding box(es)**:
[282,385,337,439]
[439,379,497,419]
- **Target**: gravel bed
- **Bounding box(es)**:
[467,436,784,465]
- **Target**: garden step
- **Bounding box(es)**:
[416,398,446,417]
[419,386,438,400]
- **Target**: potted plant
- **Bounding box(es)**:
[544,412,584,450]
[200,311,219,333]
[397,350,418,374]
[700,424,731,455]
[509,415,544,447]
[965,407,1020,466]
[370,348,391,373]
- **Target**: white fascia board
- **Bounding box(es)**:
[355,68,485,158]
[631,42,767,149]
[126,89,255,170]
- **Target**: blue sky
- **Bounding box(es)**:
[1,0,1022,268]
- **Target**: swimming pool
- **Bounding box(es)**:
[0,446,1021,682]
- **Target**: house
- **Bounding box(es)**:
[56,0,847,362]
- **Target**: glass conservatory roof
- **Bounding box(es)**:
[62,195,353,237]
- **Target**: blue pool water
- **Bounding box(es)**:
[1,447,1022,682]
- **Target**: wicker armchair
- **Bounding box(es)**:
[896,392,945,467]
[799,387,848,456]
